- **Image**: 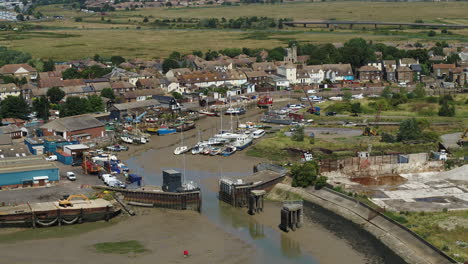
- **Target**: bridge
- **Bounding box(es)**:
[283,20,468,29]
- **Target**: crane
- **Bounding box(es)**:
[299,85,320,115]
[134,111,147,123]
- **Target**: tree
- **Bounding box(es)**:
[101,88,115,99]
[43,59,55,72]
[93,54,101,62]
[143,16,149,23]
[267,47,284,61]
[16,14,24,21]
[0,96,30,120]
[0,47,32,67]
[446,54,460,64]
[413,83,426,98]
[171,91,183,100]
[381,132,396,143]
[381,86,392,99]
[291,126,304,142]
[438,101,455,117]
[314,176,328,190]
[87,95,104,112]
[427,30,436,37]
[205,50,219,61]
[339,38,375,69]
[47,87,65,104]
[168,51,182,61]
[162,58,180,73]
[32,96,50,120]
[397,118,422,142]
[60,97,88,117]
[62,68,81,79]
[351,102,362,115]
[110,55,125,65]
[192,50,203,58]
[75,17,83,22]
[291,161,320,188]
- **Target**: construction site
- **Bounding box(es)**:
[323,152,468,212]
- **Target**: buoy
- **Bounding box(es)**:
[183,250,189,257]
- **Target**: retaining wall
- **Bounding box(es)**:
[272,183,457,264]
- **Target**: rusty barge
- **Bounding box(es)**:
[0,199,118,228]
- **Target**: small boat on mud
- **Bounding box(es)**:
[252,129,266,139]
[121,136,133,144]
[199,110,219,117]
[173,121,196,132]
[224,107,246,115]
[146,127,159,134]
[191,145,205,155]
[232,134,253,150]
[221,146,237,156]
[209,147,222,156]
[157,125,177,136]
[257,96,273,108]
[174,146,189,155]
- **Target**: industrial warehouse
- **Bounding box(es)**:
[0,156,59,188]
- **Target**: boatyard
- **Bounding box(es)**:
[0,91,465,264]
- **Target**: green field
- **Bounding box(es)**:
[68,2,468,22]
[0,29,421,60]
[3,1,467,59]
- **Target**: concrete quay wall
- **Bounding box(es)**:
[272,183,457,264]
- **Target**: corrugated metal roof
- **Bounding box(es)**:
[40,114,104,132]
[110,99,160,111]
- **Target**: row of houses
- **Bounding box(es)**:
[1,44,467,103]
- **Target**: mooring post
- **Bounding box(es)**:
[57,209,61,227]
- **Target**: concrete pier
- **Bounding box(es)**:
[280,201,303,232]
[248,190,266,215]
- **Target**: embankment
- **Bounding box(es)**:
[269,183,457,264]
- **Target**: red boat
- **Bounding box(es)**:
[257,96,273,108]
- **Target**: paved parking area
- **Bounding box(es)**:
[0,161,107,204]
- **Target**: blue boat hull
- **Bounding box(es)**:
[157,129,177,136]
[235,140,252,151]
[221,151,235,157]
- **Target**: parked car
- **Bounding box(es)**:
[326,112,337,116]
[45,155,57,161]
[66,172,76,181]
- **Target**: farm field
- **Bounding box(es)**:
[0,29,422,60]
[3,1,465,59]
[88,2,468,22]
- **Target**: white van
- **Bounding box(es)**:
[66,172,76,181]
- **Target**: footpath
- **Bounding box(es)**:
[272,183,458,264]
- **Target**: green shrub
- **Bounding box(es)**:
[426,96,438,103]
[314,176,328,189]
